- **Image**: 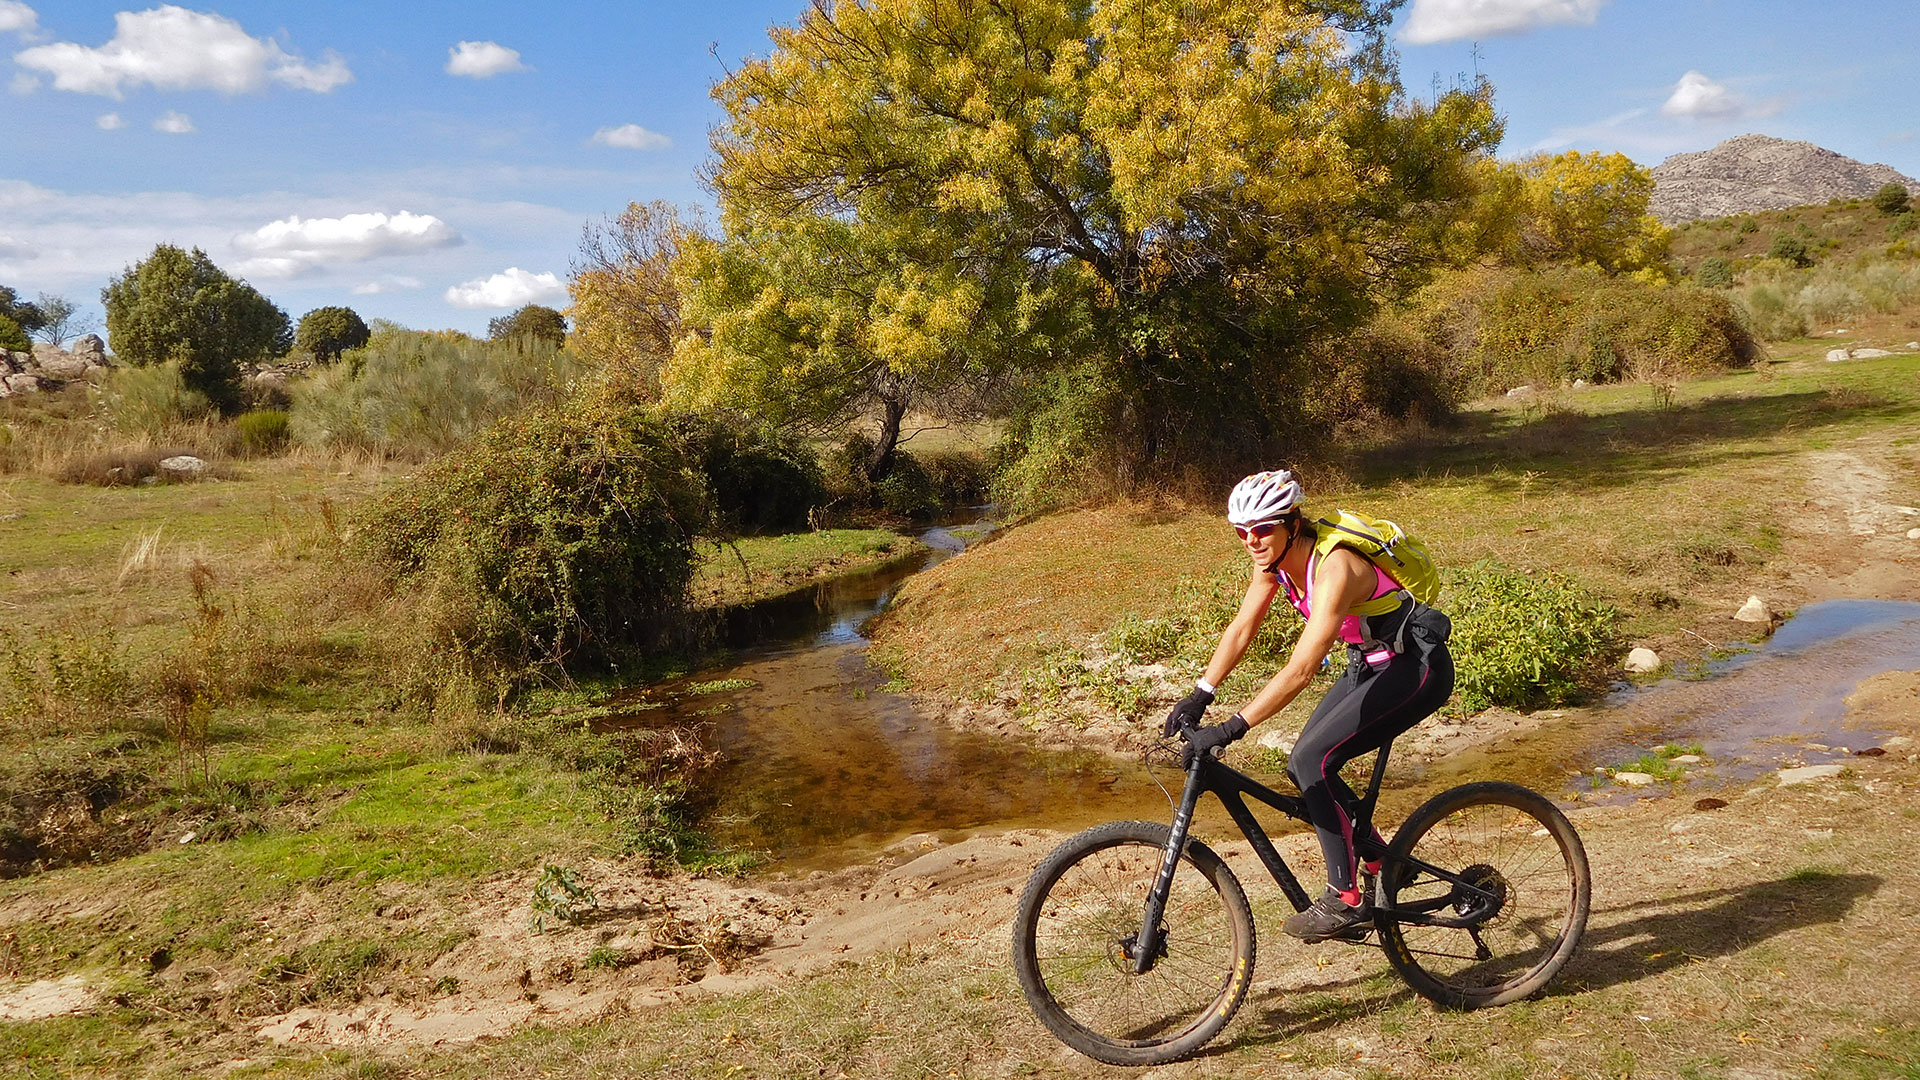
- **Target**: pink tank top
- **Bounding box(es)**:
[1277,551,1404,646]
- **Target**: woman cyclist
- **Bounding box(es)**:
[1162,469,1455,942]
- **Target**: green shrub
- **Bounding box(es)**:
[1406,265,1758,395]
[1442,561,1621,711]
[874,451,937,519]
[234,409,291,455]
[1889,214,1917,241]
[1873,182,1911,215]
[1695,257,1734,288]
[920,449,991,507]
[101,362,214,435]
[290,329,585,458]
[665,411,822,534]
[1767,233,1811,267]
[991,360,1129,516]
[0,314,27,353]
[356,400,709,672]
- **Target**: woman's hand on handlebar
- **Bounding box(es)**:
[1162,685,1215,736]
[1180,714,1250,767]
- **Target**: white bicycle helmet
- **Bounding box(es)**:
[1226,469,1303,526]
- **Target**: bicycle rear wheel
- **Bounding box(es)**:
[1012,820,1254,1066]
[1377,781,1589,1008]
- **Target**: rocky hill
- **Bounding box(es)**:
[1650,134,1918,224]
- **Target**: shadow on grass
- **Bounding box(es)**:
[1194,871,1876,1060]
[1352,388,1914,494]
[1558,870,1880,994]
[1209,970,1412,1059]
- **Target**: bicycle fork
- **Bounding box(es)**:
[1131,761,1209,975]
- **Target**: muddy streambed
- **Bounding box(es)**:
[616,527,1920,869]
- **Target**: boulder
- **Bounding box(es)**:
[2,373,42,396]
[250,369,289,386]
[1624,647,1661,674]
[69,335,107,365]
[1776,763,1846,786]
[32,350,90,381]
[0,349,25,372]
[1734,595,1774,623]
[1670,754,1704,764]
[158,455,208,477]
[1825,348,1852,362]
[1505,385,1535,398]
[1908,528,1920,540]
[1851,348,1894,359]
[1612,771,1656,786]
[1571,378,1589,389]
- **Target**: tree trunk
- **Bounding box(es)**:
[865,390,909,484]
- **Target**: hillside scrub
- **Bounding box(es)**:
[1734,256,1920,339]
[290,328,587,458]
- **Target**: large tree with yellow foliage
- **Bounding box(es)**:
[1475,151,1672,279]
[670,0,1501,488]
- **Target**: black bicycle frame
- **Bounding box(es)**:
[1131,743,1501,975]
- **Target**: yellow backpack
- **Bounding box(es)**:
[1312,510,1443,614]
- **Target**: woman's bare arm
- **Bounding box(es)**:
[1198,567,1281,689]
[1236,549,1377,726]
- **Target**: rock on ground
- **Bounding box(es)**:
[1776,764,1847,786]
[1625,647,1661,674]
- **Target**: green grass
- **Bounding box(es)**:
[1610,743,1708,781]
[689,528,918,608]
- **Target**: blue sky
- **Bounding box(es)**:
[2,0,1916,339]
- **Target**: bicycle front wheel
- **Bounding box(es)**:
[1377,781,1589,1008]
[1012,820,1255,1066]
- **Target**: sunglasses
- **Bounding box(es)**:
[1233,520,1283,541]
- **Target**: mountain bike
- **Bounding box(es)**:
[1011,728,1591,1066]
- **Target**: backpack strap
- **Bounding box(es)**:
[1315,516,1408,570]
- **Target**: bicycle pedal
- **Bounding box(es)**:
[1331,924,1374,944]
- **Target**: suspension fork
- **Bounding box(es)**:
[1132,759,1209,975]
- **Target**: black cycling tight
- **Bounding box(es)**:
[1287,643,1456,892]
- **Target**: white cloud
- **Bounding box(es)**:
[590,123,670,150]
[13,6,351,98]
[153,109,193,134]
[0,1,38,37]
[350,276,421,296]
[1659,70,1774,121]
[232,211,460,278]
[1401,0,1605,44]
[445,40,527,78]
[96,111,125,130]
[445,267,564,309]
[0,235,34,260]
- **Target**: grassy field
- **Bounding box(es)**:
[2,340,1919,1077]
[873,340,1920,736]
[0,451,928,1061]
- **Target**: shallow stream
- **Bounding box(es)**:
[615,527,1920,871]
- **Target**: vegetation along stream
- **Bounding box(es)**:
[619,523,1920,870]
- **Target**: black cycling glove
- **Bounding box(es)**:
[1181,713,1250,766]
[1162,685,1215,736]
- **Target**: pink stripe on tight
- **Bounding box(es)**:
[1317,662,1432,887]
